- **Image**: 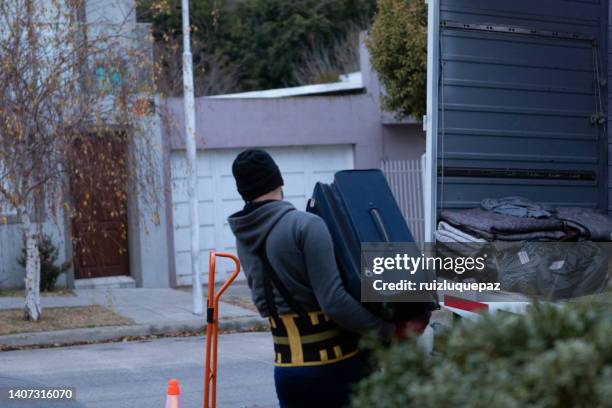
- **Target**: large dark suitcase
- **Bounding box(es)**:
[307,169,437,322]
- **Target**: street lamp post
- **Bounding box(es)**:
[181,0,203,315]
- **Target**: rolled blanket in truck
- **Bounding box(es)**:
[435,221,487,244]
[441,208,564,234]
[435,222,499,283]
[440,208,569,241]
[557,207,612,241]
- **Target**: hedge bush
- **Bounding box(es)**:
[139,0,377,93]
[351,302,612,407]
[366,0,427,120]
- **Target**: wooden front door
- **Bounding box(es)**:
[70,134,130,279]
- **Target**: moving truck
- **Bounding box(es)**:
[423,0,610,317]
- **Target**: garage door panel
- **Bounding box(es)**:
[199,226,217,250]
[172,177,214,203]
[173,201,216,228]
[273,148,307,172]
[170,144,354,283]
[198,202,217,226]
[171,157,187,177]
[307,146,352,168]
[284,196,308,211]
[174,225,216,252]
[221,199,243,219]
[173,153,214,178]
[174,252,191,280]
[172,203,190,227]
[218,175,242,200]
[281,172,308,196]
[170,178,188,204]
[196,154,214,177]
[196,178,214,201]
[220,225,238,248]
[312,170,337,180]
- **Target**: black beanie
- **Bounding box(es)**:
[232,149,284,201]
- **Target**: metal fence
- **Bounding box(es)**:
[381,159,425,243]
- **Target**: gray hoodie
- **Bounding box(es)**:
[228,200,393,337]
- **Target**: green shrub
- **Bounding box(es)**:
[18,235,71,292]
[366,0,427,119]
[139,0,377,93]
[227,0,376,90]
[351,302,612,407]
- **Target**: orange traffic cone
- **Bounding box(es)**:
[165,379,181,408]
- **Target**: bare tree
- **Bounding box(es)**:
[0,0,160,320]
[154,35,240,97]
[294,28,361,86]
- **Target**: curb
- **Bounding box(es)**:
[0,316,268,349]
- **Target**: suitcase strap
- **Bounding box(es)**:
[256,209,307,319]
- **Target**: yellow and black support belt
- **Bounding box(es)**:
[255,210,359,366]
[270,311,359,367]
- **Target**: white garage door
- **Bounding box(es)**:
[171,145,354,285]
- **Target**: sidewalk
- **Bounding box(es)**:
[0,283,266,349]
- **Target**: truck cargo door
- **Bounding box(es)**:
[425,0,607,240]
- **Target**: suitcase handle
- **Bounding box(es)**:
[369,208,390,242]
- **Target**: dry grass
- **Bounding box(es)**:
[0,305,133,336]
[221,296,259,313]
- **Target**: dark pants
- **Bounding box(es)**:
[274,354,369,408]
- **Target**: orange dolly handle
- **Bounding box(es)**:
[204,251,241,408]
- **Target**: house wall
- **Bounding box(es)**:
[85,0,136,24]
[0,212,69,290]
[0,0,169,289]
[128,112,171,288]
[0,224,24,289]
[163,96,424,169]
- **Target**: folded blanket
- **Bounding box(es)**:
[436,221,487,243]
[441,208,564,235]
[461,226,569,242]
[557,207,612,241]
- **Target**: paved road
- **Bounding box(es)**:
[0,332,277,408]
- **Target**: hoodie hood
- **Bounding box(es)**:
[228,200,295,253]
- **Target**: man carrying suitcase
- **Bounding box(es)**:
[228,149,395,408]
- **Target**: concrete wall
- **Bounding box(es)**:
[85,0,136,24]
[0,213,69,290]
[128,112,171,288]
